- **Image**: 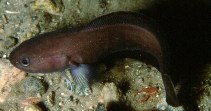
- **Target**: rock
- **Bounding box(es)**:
[96,103,106,111]
[98,82,121,106]
[197,64,211,111]
[21,97,41,107]
[45,91,55,107]
[32,0,63,15]
[3,36,17,49]
[24,105,42,111]
[20,76,46,96]
[0,59,26,103]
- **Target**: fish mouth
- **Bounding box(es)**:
[9,52,17,66]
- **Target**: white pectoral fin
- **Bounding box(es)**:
[70,64,91,86]
[69,63,96,95]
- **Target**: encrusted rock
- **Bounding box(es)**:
[32,0,63,15]
[24,104,42,111]
[98,82,121,106]
[0,59,26,103]
[20,76,46,96]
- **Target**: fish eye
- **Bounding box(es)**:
[20,57,30,67]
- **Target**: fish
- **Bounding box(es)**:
[9,11,179,106]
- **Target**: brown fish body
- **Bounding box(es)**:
[9,12,178,106]
[10,24,162,73]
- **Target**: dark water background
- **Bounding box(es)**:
[141,0,210,110]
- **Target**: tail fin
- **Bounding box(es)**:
[162,73,180,106]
